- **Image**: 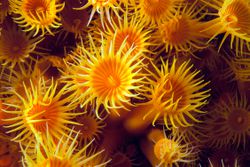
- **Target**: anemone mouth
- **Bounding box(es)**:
[219,0,250,35]
[91,57,131,100]
[160,16,190,46]
[38,157,72,167]
[23,0,49,19]
[228,109,250,132]
[26,102,60,133]
[154,138,180,163]
[142,0,173,20]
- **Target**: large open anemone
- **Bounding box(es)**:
[75,0,122,28]
[0,23,43,69]
[201,0,250,56]
[21,129,110,167]
[9,0,65,36]
[133,0,183,26]
[154,1,209,56]
[2,77,81,144]
[61,34,145,117]
[125,58,210,132]
[202,93,250,149]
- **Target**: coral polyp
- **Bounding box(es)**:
[75,107,106,144]
[126,58,210,132]
[142,129,197,167]
[135,0,183,25]
[202,0,250,55]
[61,35,145,117]
[155,1,209,56]
[21,130,109,167]
[75,0,122,27]
[104,9,152,58]
[203,93,250,149]
[10,0,65,36]
[3,77,80,143]
[60,0,89,38]
[0,23,43,68]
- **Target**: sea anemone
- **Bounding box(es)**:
[134,0,183,26]
[202,93,250,149]
[61,34,145,117]
[0,61,48,99]
[60,0,89,38]
[0,23,43,69]
[124,58,210,133]
[104,7,153,58]
[201,0,250,56]
[3,77,80,143]
[9,0,65,36]
[21,129,110,167]
[75,106,106,144]
[141,129,197,167]
[154,1,209,56]
[75,0,122,28]
[226,57,250,82]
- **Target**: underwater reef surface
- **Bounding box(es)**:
[0,0,250,166]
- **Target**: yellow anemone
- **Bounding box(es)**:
[21,129,110,167]
[201,0,250,56]
[10,0,65,36]
[61,34,145,117]
[3,77,80,144]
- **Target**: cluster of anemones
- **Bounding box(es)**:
[0,0,250,166]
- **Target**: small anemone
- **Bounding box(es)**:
[135,0,183,26]
[142,129,197,167]
[74,0,123,28]
[75,106,107,144]
[103,6,153,58]
[202,93,250,149]
[21,129,110,167]
[154,1,209,56]
[60,0,89,38]
[10,0,65,36]
[0,23,43,69]
[201,0,250,56]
